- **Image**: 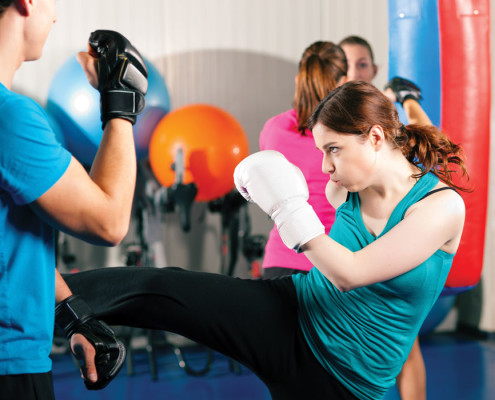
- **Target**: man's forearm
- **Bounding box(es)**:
[55,268,73,303]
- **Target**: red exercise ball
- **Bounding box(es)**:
[149,104,249,202]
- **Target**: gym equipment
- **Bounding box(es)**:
[388,0,490,330]
[388,0,489,293]
[121,160,213,381]
[46,55,170,166]
[149,104,249,202]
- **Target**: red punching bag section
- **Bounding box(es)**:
[438,0,491,290]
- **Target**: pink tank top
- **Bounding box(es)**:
[259,109,335,271]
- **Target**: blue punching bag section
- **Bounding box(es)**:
[46,55,170,166]
[388,0,441,127]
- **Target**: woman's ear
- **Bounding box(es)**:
[368,125,385,150]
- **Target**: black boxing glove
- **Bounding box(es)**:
[89,29,148,127]
[384,76,422,105]
[55,295,126,390]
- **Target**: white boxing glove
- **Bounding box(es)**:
[234,150,324,252]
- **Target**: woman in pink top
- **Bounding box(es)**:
[259,41,347,278]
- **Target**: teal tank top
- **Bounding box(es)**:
[292,173,454,399]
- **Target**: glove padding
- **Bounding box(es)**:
[55,295,126,390]
[89,30,148,127]
[384,76,422,105]
[234,150,324,252]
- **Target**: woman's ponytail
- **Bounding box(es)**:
[395,124,470,191]
[294,42,347,134]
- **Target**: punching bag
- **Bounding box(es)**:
[388,0,491,294]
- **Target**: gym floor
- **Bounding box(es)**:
[52,330,495,400]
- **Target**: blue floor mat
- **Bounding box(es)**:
[52,332,495,400]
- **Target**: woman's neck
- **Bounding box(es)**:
[358,152,419,237]
[362,149,419,201]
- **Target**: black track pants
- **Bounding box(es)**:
[63,267,357,400]
[0,372,55,400]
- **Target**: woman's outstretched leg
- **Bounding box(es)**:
[63,267,298,376]
[63,266,356,400]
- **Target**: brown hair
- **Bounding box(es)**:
[293,41,347,134]
[338,35,376,66]
[308,81,470,191]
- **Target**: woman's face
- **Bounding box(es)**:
[313,122,377,192]
[341,43,377,83]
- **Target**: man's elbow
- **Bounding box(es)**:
[97,219,130,246]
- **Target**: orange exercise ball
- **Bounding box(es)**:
[149,104,249,202]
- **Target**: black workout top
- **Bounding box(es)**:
[345,184,458,203]
[419,186,457,201]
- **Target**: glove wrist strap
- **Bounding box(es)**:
[101,90,145,117]
[272,200,325,252]
[55,294,94,337]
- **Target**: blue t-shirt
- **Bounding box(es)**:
[292,173,454,399]
[0,83,71,374]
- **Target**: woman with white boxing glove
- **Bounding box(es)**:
[63,81,468,400]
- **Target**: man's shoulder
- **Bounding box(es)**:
[0,90,45,127]
[0,88,40,111]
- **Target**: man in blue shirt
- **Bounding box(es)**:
[0,1,147,398]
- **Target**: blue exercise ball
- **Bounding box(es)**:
[133,60,171,160]
[46,54,170,166]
